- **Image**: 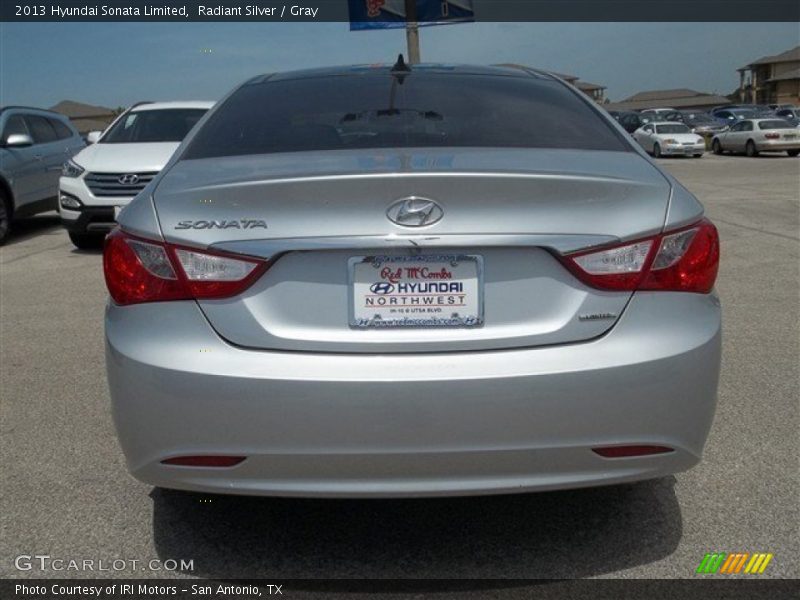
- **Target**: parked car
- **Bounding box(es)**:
[774,107,800,127]
[617,111,661,133]
[104,63,721,497]
[633,122,706,158]
[710,107,758,124]
[711,118,800,157]
[680,112,729,137]
[0,107,84,243]
[717,104,774,115]
[640,108,677,120]
[58,100,213,248]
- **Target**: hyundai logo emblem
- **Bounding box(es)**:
[386,197,444,227]
[370,282,395,295]
[118,173,140,185]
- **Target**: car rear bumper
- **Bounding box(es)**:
[757,140,800,151]
[106,291,721,497]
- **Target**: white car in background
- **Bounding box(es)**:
[58,101,213,248]
[633,122,706,158]
[711,118,800,157]
[639,107,677,120]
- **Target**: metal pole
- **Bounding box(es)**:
[405,0,421,64]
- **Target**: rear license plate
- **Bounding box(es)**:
[349,255,483,328]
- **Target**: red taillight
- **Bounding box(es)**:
[561,218,719,293]
[103,229,267,305]
[592,445,674,458]
[161,456,246,467]
[764,132,780,139]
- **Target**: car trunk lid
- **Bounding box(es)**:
[152,148,670,353]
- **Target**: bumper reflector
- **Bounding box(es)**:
[161,456,246,467]
[592,445,674,458]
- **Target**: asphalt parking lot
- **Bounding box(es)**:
[0,153,798,581]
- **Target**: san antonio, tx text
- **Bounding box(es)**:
[16,583,281,596]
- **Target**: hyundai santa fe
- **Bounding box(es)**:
[104,62,721,497]
[59,101,213,248]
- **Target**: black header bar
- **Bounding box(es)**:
[2,0,799,22]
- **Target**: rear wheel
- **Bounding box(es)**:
[69,231,105,250]
[693,153,703,158]
[0,190,10,245]
[712,139,723,155]
[745,140,759,157]
[787,150,799,157]
[653,143,662,158]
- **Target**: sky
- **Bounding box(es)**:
[1,21,798,109]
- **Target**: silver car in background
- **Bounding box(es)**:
[105,63,721,497]
[0,106,84,243]
[712,118,800,157]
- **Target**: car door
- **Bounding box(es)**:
[736,121,754,151]
[637,123,655,152]
[0,113,42,208]
[724,121,744,151]
[23,115,63,204]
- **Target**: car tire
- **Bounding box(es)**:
[712,139,723,155]
[0,190,10,245]
[745,140,759,157]
[693,154,703,158]
[787,150,799,157]
[69,231,105,250]
[653,143,661,158]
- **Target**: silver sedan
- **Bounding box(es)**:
[712,118,800,157]
[104,63,721,497]
[633,122,706,158]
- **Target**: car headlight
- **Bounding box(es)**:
[696,138,705,144]
[62,159,84,178]
[663,138,679,145]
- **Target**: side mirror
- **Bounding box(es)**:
[86,131,102,144]
[4,133,34,147]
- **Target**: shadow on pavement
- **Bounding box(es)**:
[2,213,62,246]
[151,477,682,581]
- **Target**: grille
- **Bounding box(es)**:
[84,172,158,197]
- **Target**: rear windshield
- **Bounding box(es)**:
[758,120,794,130]
[183,73,628,158]
[102,109,207,143]
[655,124,691,134]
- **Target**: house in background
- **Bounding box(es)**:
[604,88,731,112]
[49,100,118,136]
[495,64,607,103]
[738,45,800,105]
[575,80,607,103]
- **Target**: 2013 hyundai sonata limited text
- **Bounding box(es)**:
[104,62,721,497]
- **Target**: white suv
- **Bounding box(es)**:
[59,101,213,248]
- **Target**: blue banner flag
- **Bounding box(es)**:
[349,0,475,30]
